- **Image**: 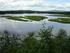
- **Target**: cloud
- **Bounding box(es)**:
[0,0,70,11]
[0,0,42,10]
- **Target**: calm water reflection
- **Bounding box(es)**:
[0,13,70,35]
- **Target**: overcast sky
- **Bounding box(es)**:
[0,0,70,11]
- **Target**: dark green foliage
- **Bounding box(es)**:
[39,27,54,53]
[0,28,70,53]
[0,31,20,53]
[21,32,39,53]
[63,38,70,53]
[55,29,67,53]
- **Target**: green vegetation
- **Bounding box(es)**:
[49,18,70,23]
[6,16,47,21]
[0,27,70,53]
[51,14,70,17]
[25,16,47,21]
[7,16,28,21]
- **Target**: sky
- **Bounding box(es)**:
[0,0,70,11]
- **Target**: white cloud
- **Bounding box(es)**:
[0,0,70,11]
[0,0,42,10]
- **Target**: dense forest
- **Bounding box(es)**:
[0,27,70,53]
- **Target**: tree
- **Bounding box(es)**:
[55,29,67,53]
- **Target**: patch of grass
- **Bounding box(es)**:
[24,16,47,21]
[6,16,47,21]
[51,14,70,17]
[49,18,70,24]
[7,16,28,21]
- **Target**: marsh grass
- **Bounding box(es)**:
[49,18,70,24]
[6,16,47,21]
[7,16,28,21]
[24,16,47,21]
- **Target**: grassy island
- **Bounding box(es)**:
[24,16,47,21]
[6,16,47,21]
[49,18,70,24]
[7,16,28,21]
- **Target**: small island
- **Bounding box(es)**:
[49,18,70,24]
[6,16,47,21]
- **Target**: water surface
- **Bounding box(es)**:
[0,13,70,35]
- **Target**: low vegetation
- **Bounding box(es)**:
[0,27,70,53]
[6,16,47,21]
[7,16,28,21]
[24,16,47,21]
[49,18,70,23]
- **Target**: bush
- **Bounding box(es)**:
[0,28,69,53]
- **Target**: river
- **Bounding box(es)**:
[0,13,70,35]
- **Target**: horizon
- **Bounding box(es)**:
[0,0,70,11]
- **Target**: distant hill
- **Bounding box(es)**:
[0,10,70,14]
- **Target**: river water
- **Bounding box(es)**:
[0,13,70,35]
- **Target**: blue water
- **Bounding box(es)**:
[0,13,70,35]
